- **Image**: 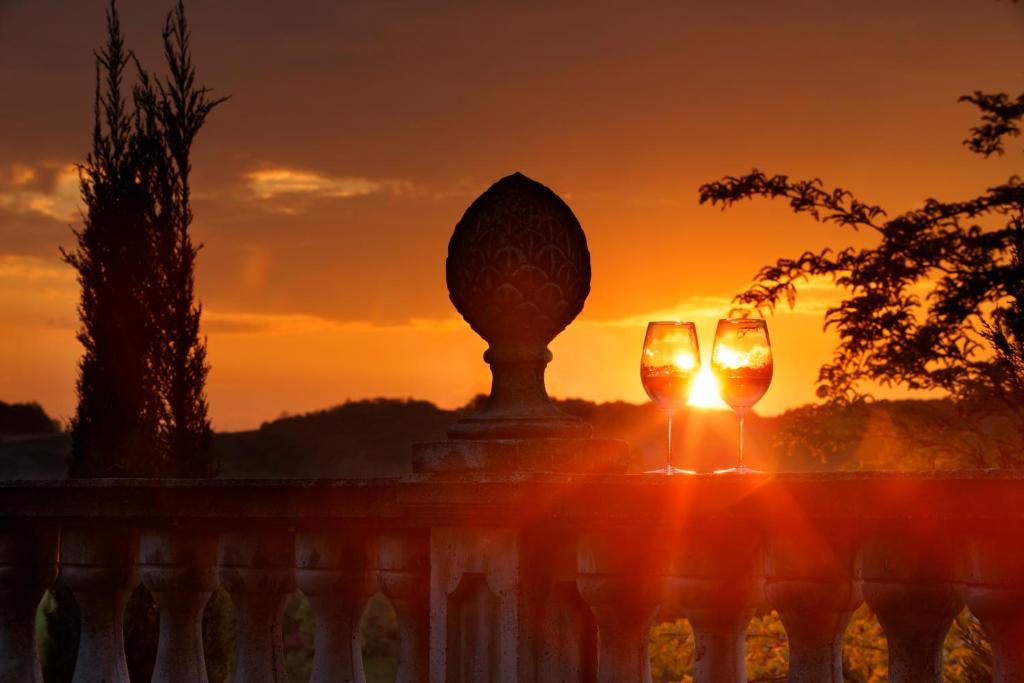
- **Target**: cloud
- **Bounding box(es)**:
[0,254,77,330]
[0,254,72,282]
[0,163,80,222]
[244,168,410,205]
[202,308,464,335]
[581,277,844,330]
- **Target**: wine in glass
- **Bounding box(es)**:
[710,318,772,474]
[641,321,700,475]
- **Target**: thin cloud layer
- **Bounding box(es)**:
[202,308,464,335]
[243,168,412,214]
[0,163,80,222]
[246,168,383,200]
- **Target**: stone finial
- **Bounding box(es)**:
[445,172,592,439]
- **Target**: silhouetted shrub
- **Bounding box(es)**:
[0,401,59,437]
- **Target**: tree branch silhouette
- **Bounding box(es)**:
[699,90,1024,467]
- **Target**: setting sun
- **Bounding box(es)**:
[687,365,729,410]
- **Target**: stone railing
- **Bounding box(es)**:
[2,473,1024,682]
[7,174,1023,683]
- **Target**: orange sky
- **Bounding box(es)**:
[1,1,1023,430]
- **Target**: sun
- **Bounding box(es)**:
[688,365,729,410]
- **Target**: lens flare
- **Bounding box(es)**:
[688,365,729,410]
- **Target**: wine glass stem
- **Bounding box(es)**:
[667,410,673,471]
[738,409,746,468]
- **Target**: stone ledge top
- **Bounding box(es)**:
[0,471,1021,529]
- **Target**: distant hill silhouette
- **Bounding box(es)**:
[0,402,65,479]
[215,397,793,477]
[215,398,455,477]
[0,396,993,479]
[0,401,60,437]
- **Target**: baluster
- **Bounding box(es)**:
[219,529,295,683]
[140,528,218,683]
[378,531,429,683]
[667,527,763,683]
[962,530,1024,681]
[0,525,57,683]
[861,532,961,682]
[521,529,599,683]
[61,527,139,683]
[764,526,860,683]
[295,529,377,683]
[428,526,521,683]
[576,530,669,683]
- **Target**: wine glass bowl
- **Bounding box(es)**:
[710,319,773,473]
[641,322,700,474]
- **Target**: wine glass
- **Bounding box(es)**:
[710,318,773,474]
[641,321,700,475]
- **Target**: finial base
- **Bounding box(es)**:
[446,345,591,440]
[447,414,592,440]
[412,438,629,474]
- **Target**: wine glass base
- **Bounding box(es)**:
[713,464,763,475]
[644,464,698,475]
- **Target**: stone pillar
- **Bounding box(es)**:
[378,531,430,683]
[295,530,377,683]
[666,528,763,683]
[576,530,669,683]
[415,172,628,683]
[0,526,57,683]
[764,526,861,683]
[962,530,1024,682]
[861,532,961,683]
[140,528,218,683]
[219,529,295,683]
[61,528,139,683]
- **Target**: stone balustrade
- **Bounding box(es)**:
[1,473,1023,682]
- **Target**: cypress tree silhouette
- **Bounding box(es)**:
[62,4,165,477]
[62,1,224,478]
[143,0,225,477]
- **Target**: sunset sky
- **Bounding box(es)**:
[1,1,1023,430]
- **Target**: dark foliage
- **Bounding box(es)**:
[773,399,1024,470]
[960,91,1024,157]
[947,611,994,681]
[61,3,165,476]
[202,588,236,682]
[0,401,59,437]
[38,583,79,683]
[61,1,222,477]
[141,0,225,477]
[216,398,454,477]
[699,89,1024,467]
